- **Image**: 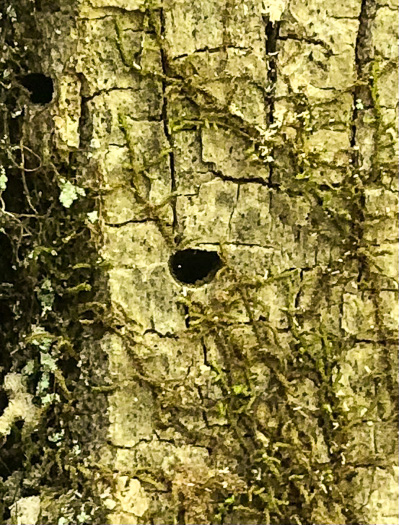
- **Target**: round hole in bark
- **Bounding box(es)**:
[21,73,54,104]
[169,249,222,285]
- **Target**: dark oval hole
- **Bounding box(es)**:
[169,249,222,285]
[21,73,54,104]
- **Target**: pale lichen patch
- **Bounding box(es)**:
[0,373,38,437]
[9,496,41,525]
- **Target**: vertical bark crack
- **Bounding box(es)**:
[77,73,90,150]
[351,0,378,173]
[346,3,395,522]
[263,16,280,186]
[264,17,280,125]
[228,183,240,241]
[350,0,377,283]
[159,7,178,242]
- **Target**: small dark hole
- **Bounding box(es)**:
[169,249,222,285]
[21,73,54,104]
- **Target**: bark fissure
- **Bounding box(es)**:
[104,218,157,227]
[173,45,248,61]
[207,167,269,186]
[264,16,280,188]
[159,7,178,241]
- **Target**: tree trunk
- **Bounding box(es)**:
[0,0,397,524]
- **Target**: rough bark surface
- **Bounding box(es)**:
[0,0,398,524]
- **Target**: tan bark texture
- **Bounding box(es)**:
[0,0,398,524]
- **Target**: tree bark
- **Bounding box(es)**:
[0,0,397,524]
